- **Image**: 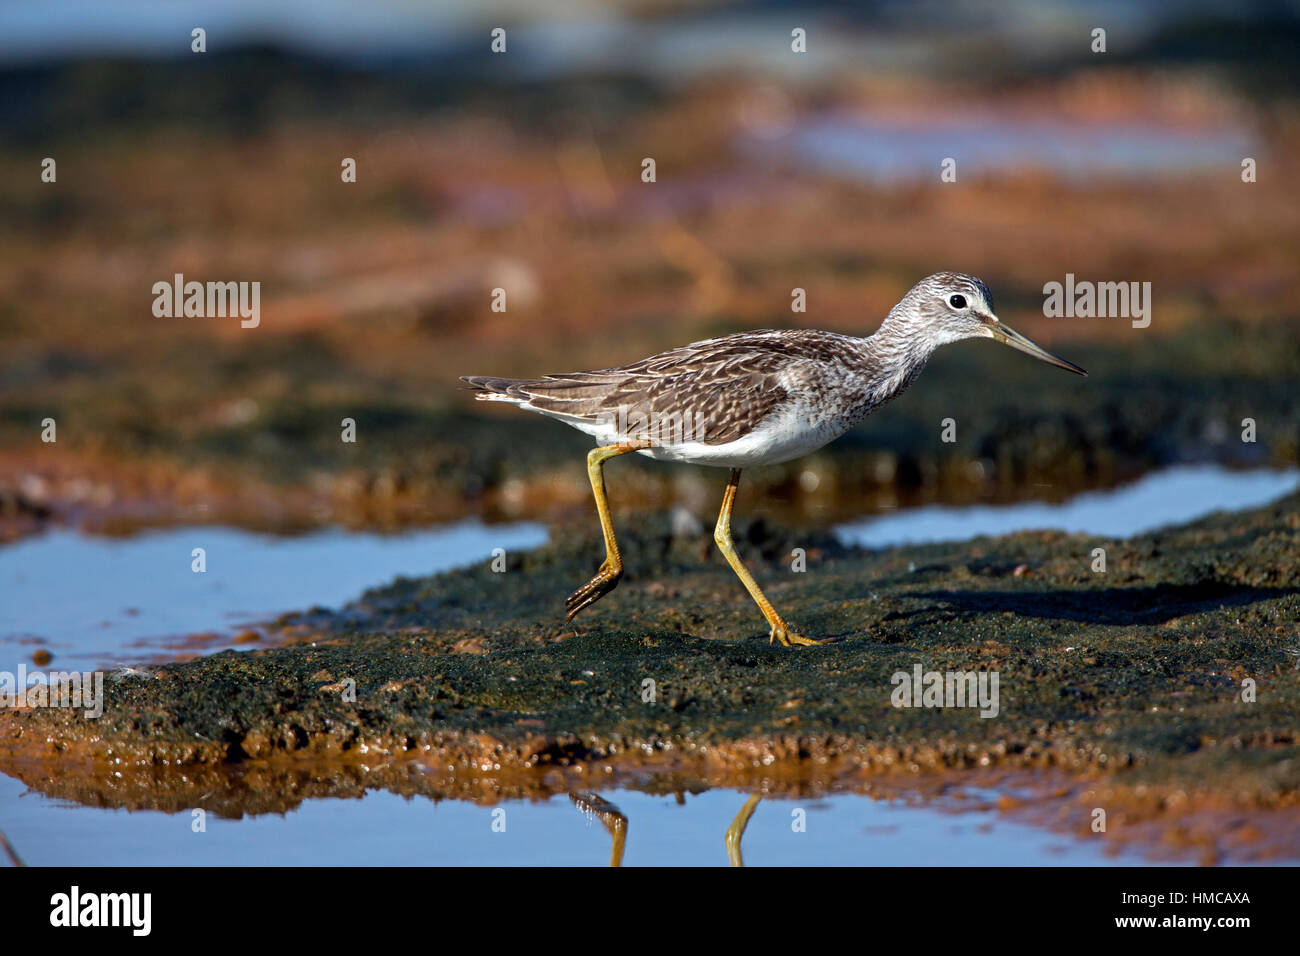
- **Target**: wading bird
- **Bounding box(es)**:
[463,273,1085,647]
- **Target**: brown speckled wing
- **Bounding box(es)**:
[466,332,809,446]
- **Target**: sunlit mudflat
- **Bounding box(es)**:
[4,466,1295,675]
[2,466,1297,868]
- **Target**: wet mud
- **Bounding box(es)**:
[3,489,1297,860]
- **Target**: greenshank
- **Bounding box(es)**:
[464,272,1086,646]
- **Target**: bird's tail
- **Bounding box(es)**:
[459,375,534,403]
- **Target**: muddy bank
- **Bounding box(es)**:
[5,68,1299,540]
[3,488,1298,831]
[4,316,1299,543]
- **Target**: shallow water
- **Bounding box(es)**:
[0,772,1156,867]
[746,113,1259,181]
[836,465,1299,548]
[0,520,546,676]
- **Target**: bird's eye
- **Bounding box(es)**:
[948,294,967,309]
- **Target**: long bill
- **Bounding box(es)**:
[988,321,1087,376]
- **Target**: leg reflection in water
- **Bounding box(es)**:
[0,830,23,867]
[570,792,628,867]
[725,794,761,867]
[570,791,763,866]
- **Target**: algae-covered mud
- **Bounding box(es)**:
[4,487,1297,862]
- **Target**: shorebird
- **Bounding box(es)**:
[463,272,1085,647]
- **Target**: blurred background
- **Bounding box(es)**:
[1,0,1298,542]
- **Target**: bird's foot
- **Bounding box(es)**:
[769,623,833,647]
[565,562,622,621]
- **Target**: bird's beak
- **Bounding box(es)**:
[985,316,1087,377]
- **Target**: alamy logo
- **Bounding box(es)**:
[50,886,151,936]
[0,666,104,718]
[1042,273,1151,328]
[890,664,999,718]
[152,273,260,328]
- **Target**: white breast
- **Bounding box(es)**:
[636,399,850,468]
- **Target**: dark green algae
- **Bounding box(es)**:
[3,490,1299,815]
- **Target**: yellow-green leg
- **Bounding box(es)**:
[714,468,830,647]
[565,440,653,621]
[725,793,761,867]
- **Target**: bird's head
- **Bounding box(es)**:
[890,272,1086,376]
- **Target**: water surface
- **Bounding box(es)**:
[0,773,1154,867]
[746,113,1259,180]
[837,465,1298,548]
[0,520,545,676]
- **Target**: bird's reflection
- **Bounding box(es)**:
[0,830,24,867]
[569,792,628,867]
[725,793,761,867]
[571,791,763,866]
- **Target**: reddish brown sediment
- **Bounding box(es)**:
[3,74,1298,543]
